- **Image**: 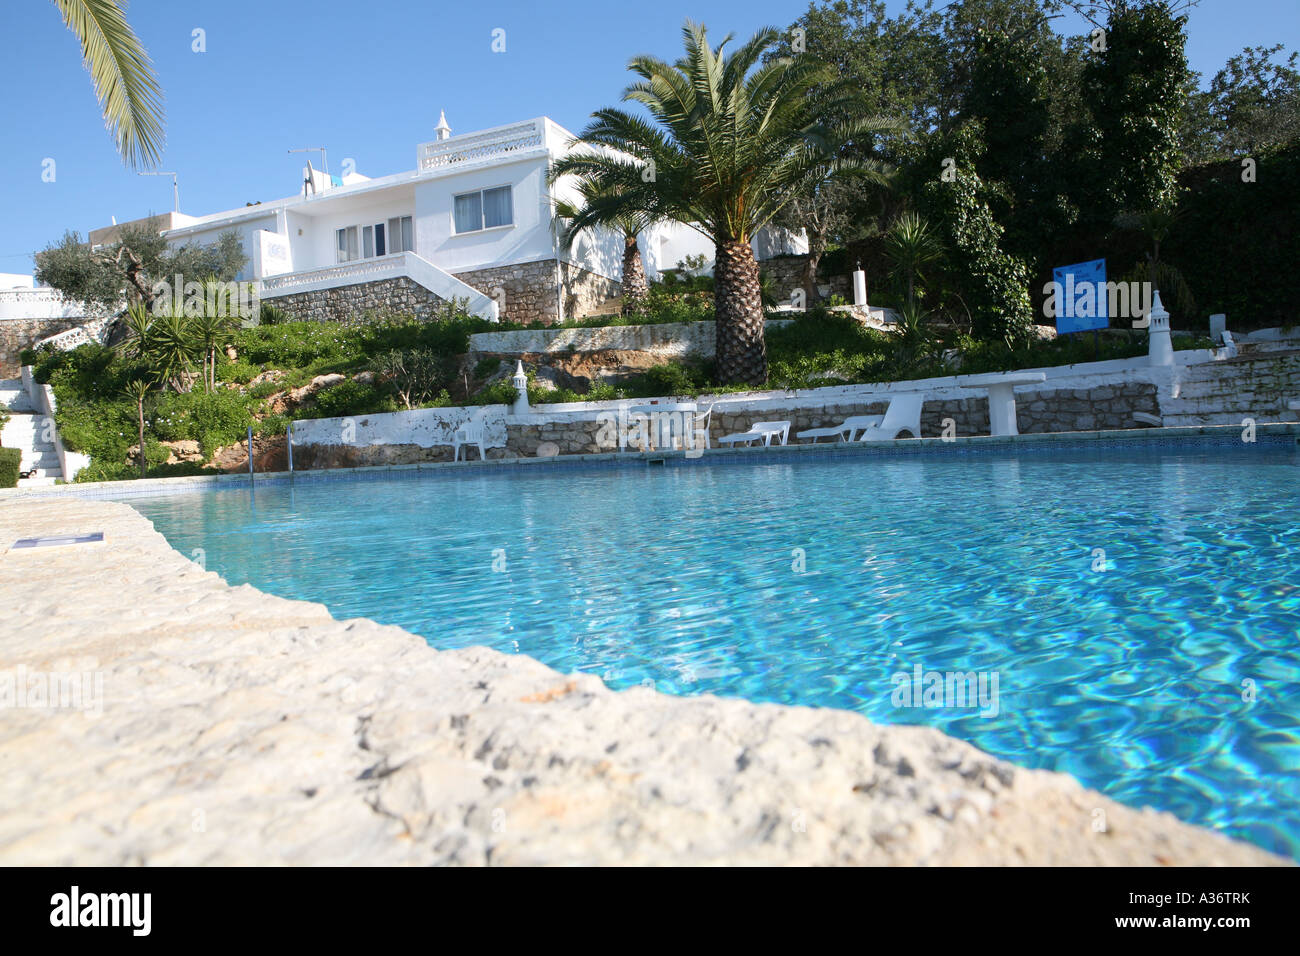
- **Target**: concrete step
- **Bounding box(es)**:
[16,475,60,487]
[0,388,38,414]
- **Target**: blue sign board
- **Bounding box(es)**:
[1052,258,1109,334]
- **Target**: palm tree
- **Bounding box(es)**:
[560,21,894,384]
[52,0,165,168]
[551,167,659,315]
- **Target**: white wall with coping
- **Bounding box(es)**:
[291,405,510,450]
[0,289,92,321]
[20,365,91,481]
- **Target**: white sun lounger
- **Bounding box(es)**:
[855,393,925,441]
[718,421,791,447]
[797,414,884,443]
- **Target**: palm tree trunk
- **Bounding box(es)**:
[714,240,768,386]
[621,236,649,315]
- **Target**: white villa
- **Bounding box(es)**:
[87,114,806,325]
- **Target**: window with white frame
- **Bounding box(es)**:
[336,215,412,263]
[453,186,513,234]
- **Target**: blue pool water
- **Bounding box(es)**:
[130,442,1300,857]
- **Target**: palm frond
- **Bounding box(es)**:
[54,0,165,168]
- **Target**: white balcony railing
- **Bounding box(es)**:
[258,256,406,295]
[418,120,546,172]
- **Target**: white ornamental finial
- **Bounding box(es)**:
[435,110,452,141]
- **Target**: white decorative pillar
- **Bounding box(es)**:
[852,260,868,307]
[1148,291,1173,367]
[511,360,530,415]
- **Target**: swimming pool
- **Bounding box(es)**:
[131,440,1300,857]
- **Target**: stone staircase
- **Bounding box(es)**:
[1158,350,1300,427]
[1,378,62,486]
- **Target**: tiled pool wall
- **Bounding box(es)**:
[4,423,1296,503]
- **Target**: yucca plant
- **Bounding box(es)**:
[119,303,197,392]
[52,0,165,168]
[884,212,943,310]
[190,280,239,393]
[559,21,894,384]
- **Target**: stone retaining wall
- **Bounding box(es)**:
[761,254,851,305]
[453,259,621,325]
[0,317,87,377]
[265,275,447,324]
[502,382,1163,456]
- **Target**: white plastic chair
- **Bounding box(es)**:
[855,393,925,441]
[690,403,715,451]
[453,419,487,461]
[718,420,791,447]
[797,414,884,443]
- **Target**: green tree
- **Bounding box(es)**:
[1182,45,1300,163]
[35,226,247,313]
[917,123,1035,341]
[1070,1,1191,228]
[563,21,893,384]
[52,0,165,167]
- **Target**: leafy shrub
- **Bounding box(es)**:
[0,448,21,488]
[258,302,292,325]
[470,379,518,406]
[473,357,504,378]
[217,357,261,384]
[622,361,711,397]
[310,380,397,418]
[370,348,457,408]
[150,389,253,454]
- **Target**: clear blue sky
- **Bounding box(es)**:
[1,0,1295,272]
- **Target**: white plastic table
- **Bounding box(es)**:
[625,402,698,451]
[957,372,1047,437]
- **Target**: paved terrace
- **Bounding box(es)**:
[0,430,1293,865]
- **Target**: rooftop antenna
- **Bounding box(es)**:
[288,146,329,187]
[301,158,316,197]
[138,171,179,212]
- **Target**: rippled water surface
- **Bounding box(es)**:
[132,444,1300,857]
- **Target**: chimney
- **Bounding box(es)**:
[435,110,452,141]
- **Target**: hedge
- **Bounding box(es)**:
[0,448,21,488]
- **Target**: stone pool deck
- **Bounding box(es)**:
[0,497,1288,865]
